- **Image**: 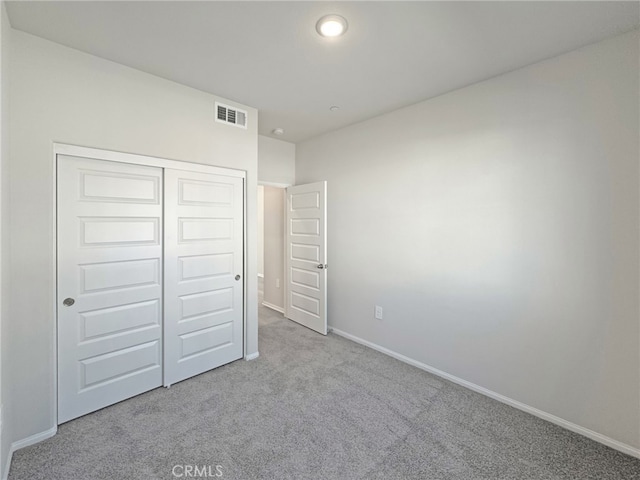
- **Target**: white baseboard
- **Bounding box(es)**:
[329,326,640,459]
[245,352,259,361]
[261,301,284,314]
[3,426,57,480]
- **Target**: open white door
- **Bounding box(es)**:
[163,169,244,386]
[57,156,163,423]
[285,181,327,335]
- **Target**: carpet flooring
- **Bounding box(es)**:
[8,301,640,479]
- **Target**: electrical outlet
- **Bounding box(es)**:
[375,305,383,320]
[276,278,280,288]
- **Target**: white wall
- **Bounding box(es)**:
[263,186,285,310]
[257,185,264,277]
[7,30,259,446]
[296,30,640,451]
[0,3,10,478]
[258,135,295,186]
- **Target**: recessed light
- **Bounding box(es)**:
[272,128,285,136]
[329,106,340,111]
[316,14,348,38]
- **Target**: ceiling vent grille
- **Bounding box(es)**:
[215,102,247,129]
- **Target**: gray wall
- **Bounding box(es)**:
[258,135,295,186]
[0,3,10,477]
[263,186,285,310]
[296,30,639,450]
[7,30,259,446]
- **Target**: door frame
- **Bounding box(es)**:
[52,143,248,426]
[258,181,328,325]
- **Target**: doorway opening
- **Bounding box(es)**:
[257,184,287,327]
[257,181,328,335]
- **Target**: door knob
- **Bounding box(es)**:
[317,264,327,270]
[235,275,241,281]
[63,298,75,307]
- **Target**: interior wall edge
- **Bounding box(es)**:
[0,2,11,479]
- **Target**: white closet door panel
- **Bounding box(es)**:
[164,169,243,386]
[57,155,163,423]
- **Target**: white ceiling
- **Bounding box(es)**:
[5,1,639,143]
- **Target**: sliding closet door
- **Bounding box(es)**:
[57,155,163,423]
[163,169,244,386]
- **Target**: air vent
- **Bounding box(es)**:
[215,102,247,129]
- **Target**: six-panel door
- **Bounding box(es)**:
[57,155,164,423]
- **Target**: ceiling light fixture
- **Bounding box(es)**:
[316,14,348,38]
[272,128,285,136]
[329,106,340,111]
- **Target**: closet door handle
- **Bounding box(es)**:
[235,275,241,281]
[63,298,75,307]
